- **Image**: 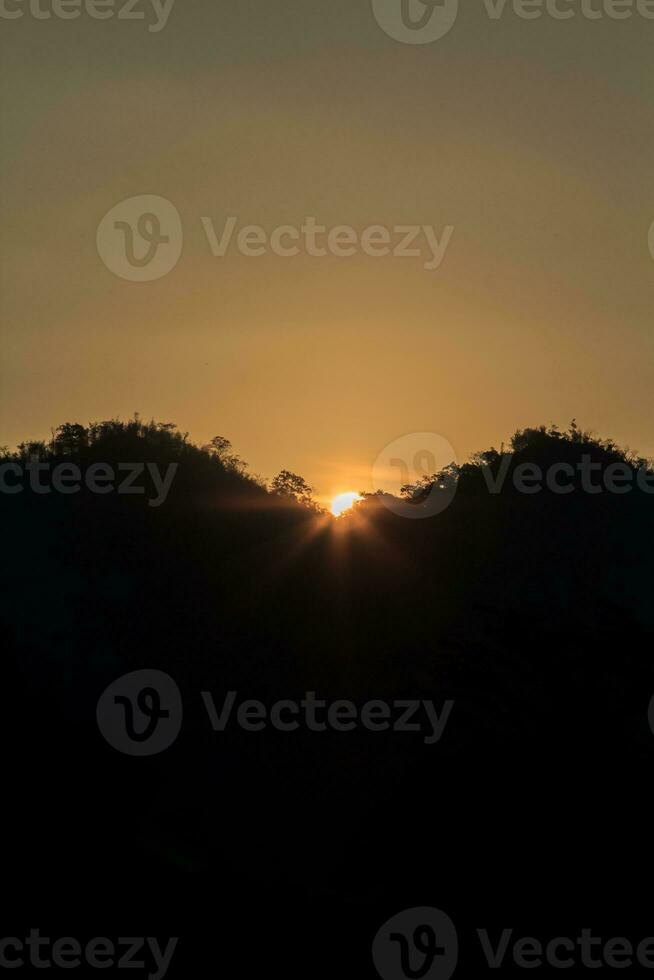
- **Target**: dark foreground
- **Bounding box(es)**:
[2,419,653,976]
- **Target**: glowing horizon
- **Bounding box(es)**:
[330,492,363,517]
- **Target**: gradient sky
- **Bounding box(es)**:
[2,0,654,503]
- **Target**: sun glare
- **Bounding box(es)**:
[330,492,362,517]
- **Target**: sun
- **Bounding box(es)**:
[330,491,362,517]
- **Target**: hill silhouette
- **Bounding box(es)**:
[2,416,653,921]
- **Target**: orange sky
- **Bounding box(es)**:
[2,2,654,504]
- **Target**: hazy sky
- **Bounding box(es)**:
[2,0,654,502]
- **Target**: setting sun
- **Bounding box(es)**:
[330,492,362,517]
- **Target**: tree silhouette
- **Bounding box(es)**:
[270,469,316,508]
[203,436,246,473]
